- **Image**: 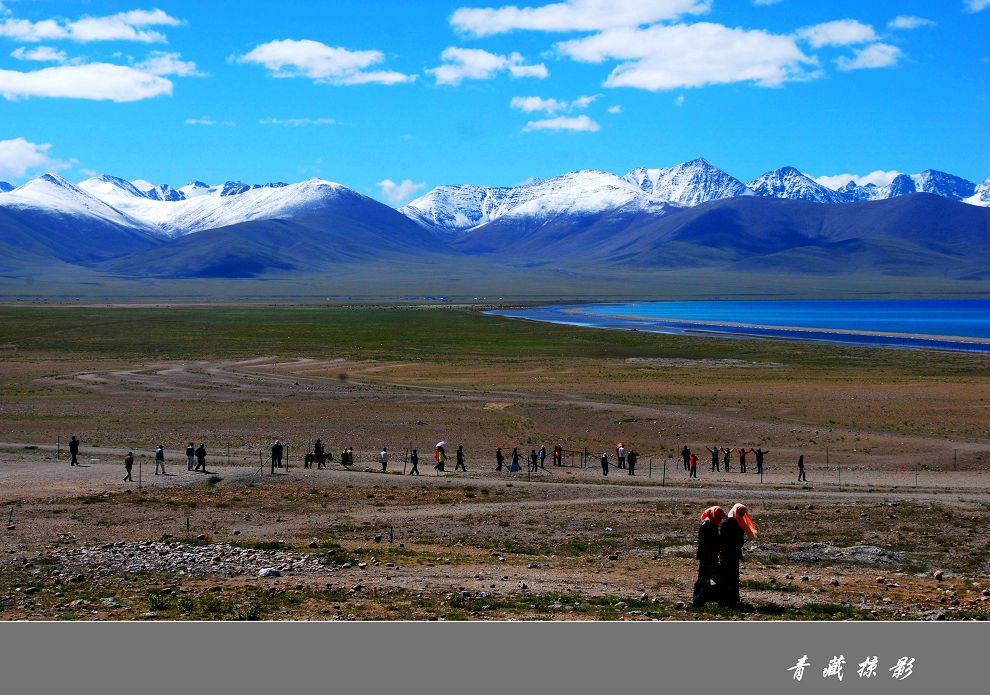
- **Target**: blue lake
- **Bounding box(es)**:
[489,299,990,353]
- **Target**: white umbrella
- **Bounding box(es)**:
[435,440,448,448]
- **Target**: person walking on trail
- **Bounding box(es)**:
[616,443,626,469]
[313,439,325,469]
[753,447,768,475]
[496,445,505,472]
[600,452,610,476]
[69,436,81,466]
[538,445,546,470]
[529,450,539,473]
[434,445,446,472]
[693,506,726,607]
[706,445,720,472]
[194,444,207,473]
[271,440,283,469]
[737,447,752,473]
[627,450,638,476]
[553,444,562,467]
[409,449,420,475]
[721,446,733,473]
[797,455,807,482]
[154,445,166,475]
[455,445,466,472]
[718,503,758,608]
[185,442,195,471]
[379,447,389,472]
[689,453,699,479]
[509,447,521,473]
[123,452,134,482]
[681,445,691,471]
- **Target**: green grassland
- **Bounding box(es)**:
[1,303,989,377]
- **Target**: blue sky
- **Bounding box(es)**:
[1,0,988,204]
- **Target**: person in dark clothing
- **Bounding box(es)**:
[681,445,691,471]
[154,445,166,475]
[123,452,134,482]
[706,445,720,472]
[186,442,195,471]
[509,447,521,472]
[721,446,733,473]
[538,446,546,469]
[379,447,389,472]
[496,446,505,471]
[753,447,768,475]
[600,453,609,476]
[271,440,283,469]
[553,444,562,467]
[627,450,637,476]
[689,453,699,479]
[693,506,726,606]
[455,445,466,472]
[194,444,207,472]
[718,503,758,608]
[737,447,751,473]
[69,436,80,466]
[409,449,420,476]
[529,450,539,473]
[797,455,807,482]
[313,439,325,469]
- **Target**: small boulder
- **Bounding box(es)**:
[258,567,282,578]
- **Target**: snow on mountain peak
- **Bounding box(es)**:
[747,167,847,204]
[622,159,750,207]
[402,169,663,232]
[1,173,149,229]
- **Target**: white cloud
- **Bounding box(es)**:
[557,22,815,91]
[813,170,902,190]
[376,178,426,205]
[236,39,415,86]
[0,137,71,179]
[10,45,67,63]
[674,94,685,106]
[607,104,621,114]
[184,117,215,126]
[135,51,202,77]
[0,63,172,101]
[259,117,336,126]
[430,47,547,85]
[836,43,902,71]
[510,94,596,113]
[797,19,876,48]
[0,8,181,43]
[966,1,990,12]
[522,114,600,132]
[451,0,710,36]
[887,16,935,30]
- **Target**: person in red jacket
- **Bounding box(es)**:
[737,447,752,473]
[689,453,699,479]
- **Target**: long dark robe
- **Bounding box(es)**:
[693,521,721,606]
[718,517,745,607]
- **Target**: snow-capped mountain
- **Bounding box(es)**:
[78,175,351,237]
[0,174,151,229]
[747,167,847,204]
[835,169,978,203]
[0,181,13,193]
[401,170,665,232]
[622,158,751,207]
[965,178,990,207]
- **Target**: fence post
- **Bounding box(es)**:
[662,460,666,487]
[584,448,588,468]
[649,457,652,479]
[259,448,263,475]
[954,449,958,471]
[825,447,829,470]
[57,436,60,461]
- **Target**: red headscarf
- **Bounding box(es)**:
[728,503,758,538]
[700,506,726,525]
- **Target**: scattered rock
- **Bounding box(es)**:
[876,576,886,584]
[830,578,840,586]
[934,570,945,581]
[788,543,905,566]
[258,568,282,578]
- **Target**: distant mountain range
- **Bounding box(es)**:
[1,160,989,285]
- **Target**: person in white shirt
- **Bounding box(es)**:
[379,447,389,472]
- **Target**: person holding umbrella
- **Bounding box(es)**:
[434,441,447,472]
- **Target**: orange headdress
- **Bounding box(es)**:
[728,503,758,538]
[700,506,726,525]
